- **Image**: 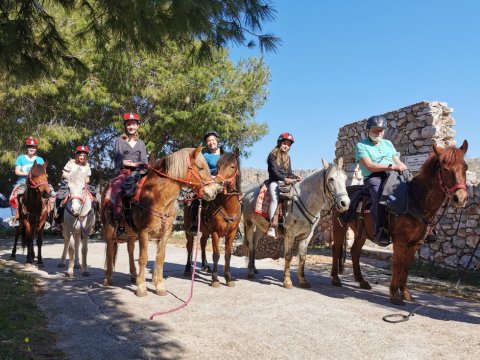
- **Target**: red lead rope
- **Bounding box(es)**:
[149,203,202,319]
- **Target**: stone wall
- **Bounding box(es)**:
[332,101,479,271]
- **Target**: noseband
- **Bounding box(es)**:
[437,161,466,196]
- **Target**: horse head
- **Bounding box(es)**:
[432,139,468,208]
[67,167,89,216]
[215,148,241,194]
[321,157,350,213]
[28,161,51,199]
[189,147,218,201]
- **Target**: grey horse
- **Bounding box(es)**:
[242,158,350,288]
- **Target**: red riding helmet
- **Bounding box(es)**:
[123,112,140,122]
[25,136,39,146]
[75,145,89,155]
[277,132,295,146]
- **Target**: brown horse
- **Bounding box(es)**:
[16,162,52,266]
[183,149,242,287]
[331,140,469,305]
[102,147,218,296]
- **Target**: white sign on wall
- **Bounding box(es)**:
[404,153,429,171]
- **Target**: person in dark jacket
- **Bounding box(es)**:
[112,112,148,240]
[266,132,300,238]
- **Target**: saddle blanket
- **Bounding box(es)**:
[254,184,271,219]
[9,185,21,209]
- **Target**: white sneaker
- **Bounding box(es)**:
[266,227,276,238]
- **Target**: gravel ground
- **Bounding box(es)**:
[1,237,479,360]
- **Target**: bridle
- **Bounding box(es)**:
[215,168,239,194]
[323,165,348,208]
[436,160,467,197]
[146,154,215,198]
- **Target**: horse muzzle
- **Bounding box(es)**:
[198,183,218,201]
[335,194,350,213]
[451,189,468,208]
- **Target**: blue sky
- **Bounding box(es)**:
[231,0,480,170]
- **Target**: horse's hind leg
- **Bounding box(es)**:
[331,216,346,287]
[210,233,221,288]
[10,226,21,259]
[224,230,236,287]
[184,233,194,277]
[297,238,311,288]
[200,236,210,272]
[283,233,295,289]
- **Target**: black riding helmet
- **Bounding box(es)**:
[366,115,387,129]
[204,130,220,142]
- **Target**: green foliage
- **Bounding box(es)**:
[0,0,279,80]
[0,7,271,191]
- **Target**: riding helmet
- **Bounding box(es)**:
[25,136,39,146]
[277,132,295,146]
[123,112,140,122]
[366,115,387,129]
[204,130,220,142]
[75,145,90,155]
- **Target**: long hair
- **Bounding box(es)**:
[269,146,290,169]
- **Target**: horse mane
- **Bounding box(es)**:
[153,148,193,179]
[417,145,464,177]
[29,162,45,178]
[217,152,242,192]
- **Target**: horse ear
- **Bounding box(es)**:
[43,162,48,169]
[432,144,443,157]
[459,139,468,154]
[337,157,344,168]
[322,158,329,169]
[233,147,240,158]
[192,146,203,160]
[148,152,155,166]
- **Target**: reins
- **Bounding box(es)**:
[150,203,203,319]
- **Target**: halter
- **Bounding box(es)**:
[323,166,348,207]
[437,160,467,196]
[215,169,239,194]
[146,155,215,198]
[27,172,49,189]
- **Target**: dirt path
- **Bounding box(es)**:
[1,237,479,360]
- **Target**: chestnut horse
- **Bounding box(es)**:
[102,147,218,296]
[331,141,469,305]
[183,150,242,287]
[243,159,350,288]
[17,162,52,266]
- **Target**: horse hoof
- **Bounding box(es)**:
[390,297,406,306]
[10,255,16,259]
[136,289,148,297]
[402,293,414,302]
[82,271,90,277]
[226,281,235,288]
[24,263,34,269]
[57,263,66,268]
[37,262,45,268]
[247,273,255,279]
[66,272,74,278]
[102,279,112,287]
[184,270,192,277]
[360,281,372,290]
[283,282,294,289]
[254,269,259,274]
[74,264,81,269]
[156,289,167,297]
[331,278,343,287]
[202,266,211,273]
[300,281,311,289]
[211,281,220,288]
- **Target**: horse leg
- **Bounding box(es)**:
[244,220,255,278]
[81,235,90,277]
[297,238,311,288]
[74,234,81,269]
[58,231,68,268]
[67,236,75,278]
[224,229,236,287]
[127,236,136,283]
[390,242,406,305]
[201,235,210,272]
[152,237,168,296]
[184,233,194,276]
[103,224,115,286]
[135,230,150,297]
[283,233,295,289]
[24,222,34,265]
[350,233,371,290]
[331,217,346,287]
[10,226,21,259]
[398,245,420,302]
[36,228,44,267]
[210,233,221,288]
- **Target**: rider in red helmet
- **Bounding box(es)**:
[51,145,92,232]
[111,112,148,240]
[266,132,301,239]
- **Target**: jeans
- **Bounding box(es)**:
[365,172,387,232]
[268,181,280,222]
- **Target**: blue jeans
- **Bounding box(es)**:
[365,172,387,232]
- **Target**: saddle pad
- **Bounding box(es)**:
[254,184,270,219]
[131,176,147,203]
[9,185,21,209]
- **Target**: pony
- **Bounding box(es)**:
[57,166,96,277]
[243,158,350,288]
[101,147,218,296]
[183,149,242,287]
[16,162,51,266]
[331,141,469,305]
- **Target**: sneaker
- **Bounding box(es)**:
[374,228,391,246]
[266,227,276,239]
[115,226,128,241]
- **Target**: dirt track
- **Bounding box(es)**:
[1,237,479,360]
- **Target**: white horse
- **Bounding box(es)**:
[242,158,350,288]
[58,167,96,277]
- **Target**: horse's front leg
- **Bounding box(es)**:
[210,232,221,288]
[184,233,194,277]
[10,225,21,259]
[81,235,89,276]
[390,242,406,305]
[24,222,34,264]
[224,228,236,287]
[74,231,81,269]
[103,224,115,286]
[127,236,136,283]
[136,230,150,297]
[67,235,75,278]
[36,224,44,267]
[200,235,210,272]
[297,237,311,289]
[398,244,420,302]
[283,232,295,289]
[350,232,371,290]
[331,216,346,287]
[58,229,68,268]
[152,236,169,296]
